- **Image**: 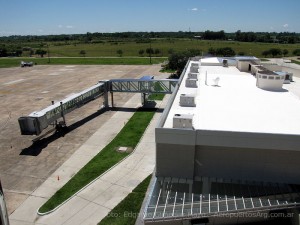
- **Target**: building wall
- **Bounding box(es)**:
[156,128,300,184]
[263,63,282,71]
[194,145,300,184]
[156,128,196,179]
[256,72,285,91]
[156,143,195,179]
[237,61,250,72]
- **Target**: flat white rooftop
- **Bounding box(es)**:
[164,59,300,135]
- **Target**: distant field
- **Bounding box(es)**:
[1,39,299,68]
[45,39,300,57]
[0,57,167,68]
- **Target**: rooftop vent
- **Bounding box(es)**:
[185,78,198,88]
[212,77,220,86]
[173,114,193,129]
[223,59,228,67]
[188,73,198,79]
[190,64,199,73]
[180,94,196,107]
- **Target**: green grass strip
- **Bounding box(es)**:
[148,93,165,101]
[98,175,152,225]
[38,108,155,213]
[148,81,166,100]
[0,57,166,68]
[292,59,300,65]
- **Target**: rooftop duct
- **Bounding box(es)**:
[173,114,193,129]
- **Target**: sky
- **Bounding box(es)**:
[0,0,299,36]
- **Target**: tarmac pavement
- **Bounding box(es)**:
[9,87,169,225]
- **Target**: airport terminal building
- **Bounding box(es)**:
[143,57,300,225]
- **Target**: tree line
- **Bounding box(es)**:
[0,45,47,57]
[1,30,299,44]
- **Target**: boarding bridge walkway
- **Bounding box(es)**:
[18,78,178,136]
[110,79,177,94]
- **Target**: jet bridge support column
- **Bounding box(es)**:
[111,92,114,107]
[103,81,109,108]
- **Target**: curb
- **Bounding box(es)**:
[37,105,163,216]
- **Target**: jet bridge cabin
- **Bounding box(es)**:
[18,82,107,135]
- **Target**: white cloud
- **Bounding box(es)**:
[191,8,198,11]
[58,25,74,29]
[283,24,289,28]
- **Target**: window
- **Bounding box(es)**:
[191,218,209,225]
[268,76,274,80]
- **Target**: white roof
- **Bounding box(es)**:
[164,59,300,135]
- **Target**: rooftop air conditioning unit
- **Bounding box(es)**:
[185,78,198,88]
[284,72,293,84]
[223,59,228,67]
[188,73,198,79]
[180,94,196,107]
[173,114,193,129]
[190,64,199,73]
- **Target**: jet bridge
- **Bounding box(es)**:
[18,78,178,136]
[18,81,108,135]
[110,78,178,94]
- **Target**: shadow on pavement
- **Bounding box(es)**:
[20,107,107,156]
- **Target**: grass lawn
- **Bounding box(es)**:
[44,40,300,58]
[2,39,300,60]
[38,108,156,214]
[98,175,152,225]
[0,57,167,68]
[292,59,300,65]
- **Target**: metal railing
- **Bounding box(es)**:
[109,79,178,94]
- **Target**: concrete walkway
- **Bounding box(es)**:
[9,94,168,225]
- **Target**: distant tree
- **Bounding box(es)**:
[188,49,201,56]
[154,48,161,55]
[282,49,289,57]
[0,47,7,57]
[207,47,216,56]
[216,47,235,57]
[235,30,242,41]
[168,48,175,55]
[117,49,123,57]
[29,49,34,57]
[269,48,282,57]
[235,30,257,42]
[167,49,200,76]
[293,49,300,56]
[138,49,144,56]
[39,42,46,47]
[79,50,86,57]
[288,36,296,44]
[262,50,270,57]
[15,49,22,57]
[203,30,225,40]
[35,49,47,57]
[237,51,245,56]
[146,48,154,57]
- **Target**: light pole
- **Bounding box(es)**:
[47,44,50,63]
[149,39,152,64]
